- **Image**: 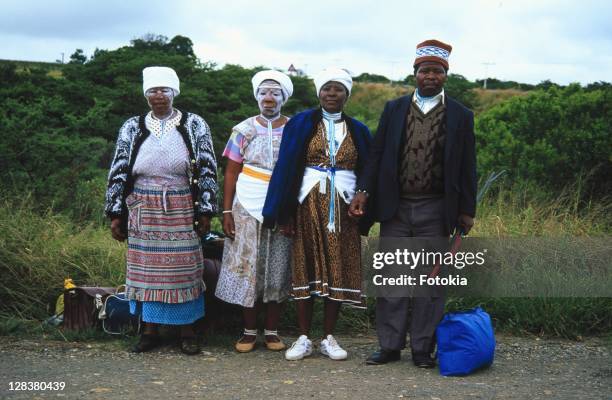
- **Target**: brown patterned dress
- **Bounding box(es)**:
[292,122,364,308]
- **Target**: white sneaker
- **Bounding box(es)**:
[285,335,313,361]
[320,334,348,360]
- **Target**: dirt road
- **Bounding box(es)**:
[0,334,609,399]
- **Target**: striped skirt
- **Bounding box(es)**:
[125,181,205,315]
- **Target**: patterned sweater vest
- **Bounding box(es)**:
[399,101,446,197]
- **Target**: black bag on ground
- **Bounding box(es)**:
[63,287,114,331]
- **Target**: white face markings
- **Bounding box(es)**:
[145,87,174,98]
[256,81,284,117]
[145,87,175,110]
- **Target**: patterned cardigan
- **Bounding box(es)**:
[104,110,218,231]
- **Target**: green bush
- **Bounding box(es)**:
[476,84,612,196]
[0,35,320,222]
[444,73,479,110]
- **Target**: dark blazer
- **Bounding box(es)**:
[356,93,477,235]
[263,108,374,235]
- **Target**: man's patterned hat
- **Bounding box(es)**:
[414,39,452,70]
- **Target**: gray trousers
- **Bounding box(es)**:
[376,197,447,354]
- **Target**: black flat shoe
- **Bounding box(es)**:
[131,334,161,353]
[366,349,401,365]
[180,336,201,355]
[412,353,436,368]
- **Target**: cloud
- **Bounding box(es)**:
[0,1,166,40]
[0,0,610,84]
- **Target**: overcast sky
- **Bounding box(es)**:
[1,0,611,85]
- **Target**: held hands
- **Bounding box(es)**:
[110,217,126,242]
[279,219,295,237]
[222,213,235,240]
[348,192,368,219]
[457,214,474,235]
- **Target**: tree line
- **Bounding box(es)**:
[1,34,609,224]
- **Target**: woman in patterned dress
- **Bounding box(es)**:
[215,70,293,353]
[105,66,217,354]
[262,68,373,361]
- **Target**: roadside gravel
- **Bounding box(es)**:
[0,334,609,399]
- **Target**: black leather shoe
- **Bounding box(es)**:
[366,349,401,365]
[412,353,436,368]
[130,334,161,353]
[179,336,201,355]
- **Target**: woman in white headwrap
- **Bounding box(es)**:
[215,70,294,353]
[105,66,218,355]
[263,68,373,361]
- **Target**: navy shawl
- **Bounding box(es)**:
[262,108,374,235]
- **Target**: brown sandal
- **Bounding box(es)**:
[264,329,286,351]
[235,329,257,353]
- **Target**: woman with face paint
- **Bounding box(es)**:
[105,66,218,355]
[215,70,294,353]
[262,68,373,361]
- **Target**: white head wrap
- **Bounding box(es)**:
[251,70,293,103]
[143,66,180,96]
[314,67,353,97]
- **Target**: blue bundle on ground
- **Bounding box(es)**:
[436,307,496,376]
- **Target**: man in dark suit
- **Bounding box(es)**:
[349,39,477,368]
